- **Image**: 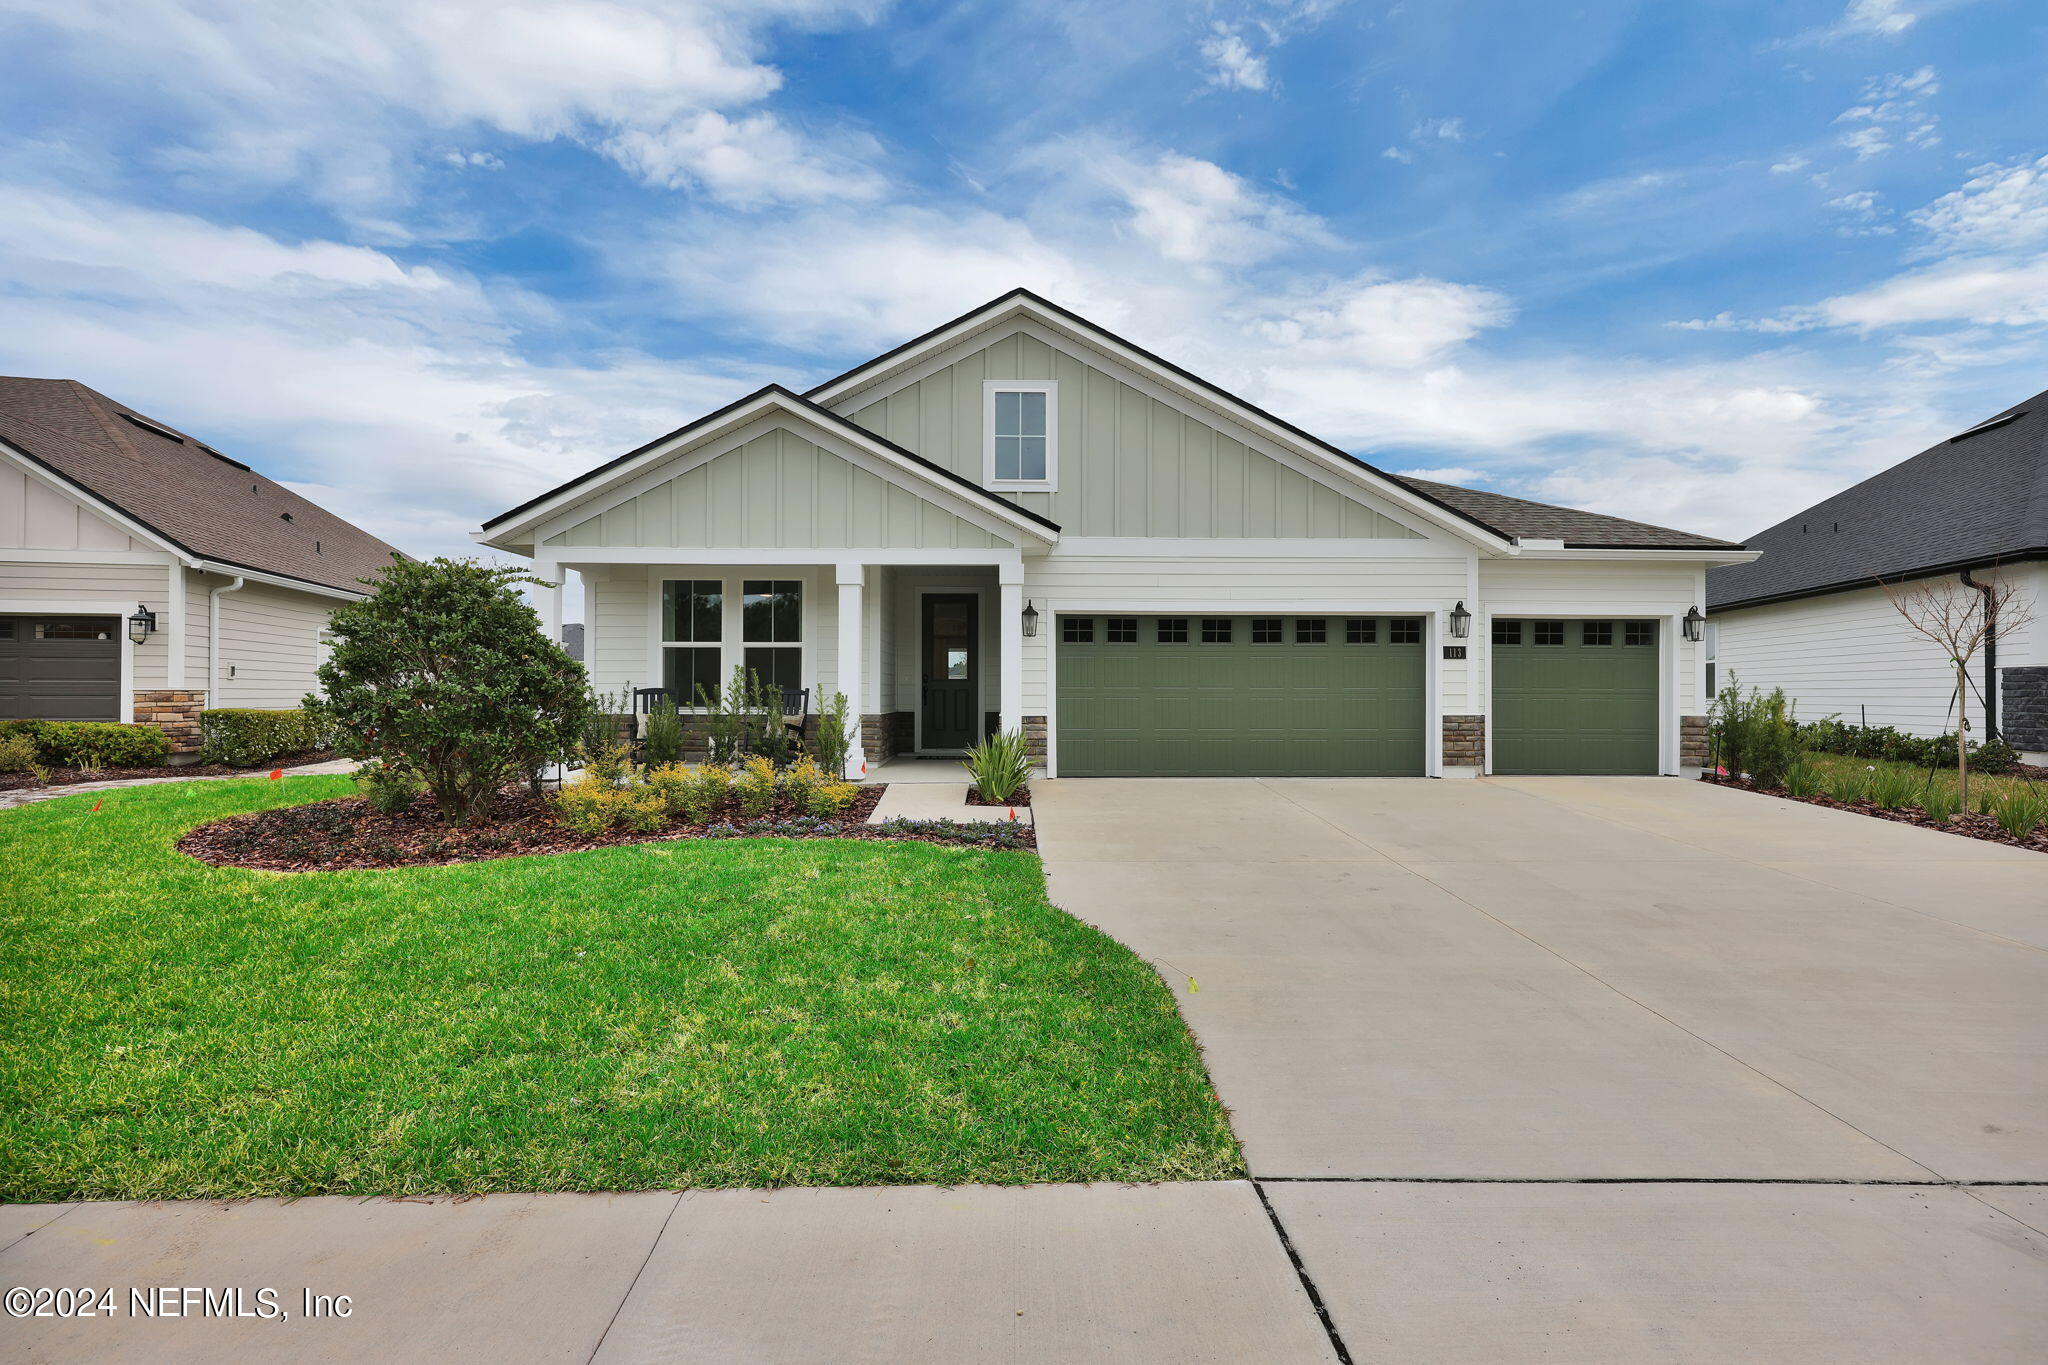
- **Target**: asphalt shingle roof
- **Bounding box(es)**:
[1389,476,1744,550]
[0,378,405,594]
[1708,388,2048,610]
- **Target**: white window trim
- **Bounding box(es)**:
[982,380,1057,492]
[653,574,810,710]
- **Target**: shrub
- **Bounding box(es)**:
[812,688,852,777]
[199,708,322,767]
[642,694,685,766]
[734,754,779,817]
[553,775,616,836]
[355,761,426,814]
[1709,681,1799,789]
[1782,760,1824,799]
[1865,766,1922,810]
[612,786,669,833]
[1797,717,2021,775]
[781,756,824,813]
[582,741,633,786]
[963,729,1033,803]
[22,721,171,769]
[0,732,39,774]
[809,780,859,816]
[1987,783,2047,839]
[680,764,733,822]
[308,558,595,824]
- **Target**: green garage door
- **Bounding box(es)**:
[1056,614,1426,777]
[1492,618,1659,774]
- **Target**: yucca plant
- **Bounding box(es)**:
[963,729,1033,803]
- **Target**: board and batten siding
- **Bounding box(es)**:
[1478,559,1708,715]
[1713,567,2043,738]
[543,425,1003,552]
[839,330,1422,540]
[0,559,172,694]
[0,465,145,551]
[1018,552,1471,719]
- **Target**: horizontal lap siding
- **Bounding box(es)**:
[840,330,1421,540]
[0,560,169,692]
[213,582,337,709]
[1714,569,2042,738]
[586,568,841,704]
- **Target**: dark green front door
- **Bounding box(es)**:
[1056,615,1426,777]
[920,594,979,750]
[1491,618,1660,774]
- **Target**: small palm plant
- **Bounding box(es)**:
[963,730,1033,804]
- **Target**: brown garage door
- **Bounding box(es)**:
[0,616,120,720]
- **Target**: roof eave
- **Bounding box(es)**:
[1710,546,2048,613]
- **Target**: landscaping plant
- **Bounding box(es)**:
[1823,767,1871,805]
[199,708,323,767]
[1864,766,1922,810]
[1708,676,1798,787]
[813,688,853,777]
[0,732,38,774]
[355,761,426,814]
[641,693,686,766]
[963,729,1033,803]
[1782,759,1824,800]
[1920,785,1960,823]
[308,558,595,824]
[1879,574,2036,809]
[2,719,171,770]
[1988,783,2047,840]
[734,754,779,816]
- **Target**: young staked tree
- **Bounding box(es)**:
[1880,572,2035,809]
[307,558,595,824]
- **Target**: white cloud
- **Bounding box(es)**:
[1413,117,1467,143]
[1770,156,1810,174]
[1199,25,1270,91]
[1395,466,1487,484]
[1835,0,1919,38]
[1118,153,1332,265]
[1242,274,1514,369]
[4,0,883,209]
[1834,67,1940,158]
[1911,153,2048,255]
[1381,146,1414,164]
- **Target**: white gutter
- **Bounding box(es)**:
[207,575,245,701]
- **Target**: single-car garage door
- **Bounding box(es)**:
[0,615,120,721]
[1056,614,1426,776]
[1491,618,1658,774]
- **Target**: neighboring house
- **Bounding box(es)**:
[476,290,1751,778]
[1709,390,2047,764]
[0,378,406,756]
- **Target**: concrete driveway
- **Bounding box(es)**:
[1038,775,2048,1360]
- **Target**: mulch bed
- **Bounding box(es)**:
[1701,775,2048,854]
[964,784,1031,808]
[180,783,1037,871]
[0,752,335,793]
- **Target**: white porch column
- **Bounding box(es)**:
[998,562,1024,736]
[535,562,564,644]
[836,562,868,779]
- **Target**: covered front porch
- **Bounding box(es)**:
[534,550,1030,778]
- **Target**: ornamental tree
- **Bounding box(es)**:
[306,558,593,824]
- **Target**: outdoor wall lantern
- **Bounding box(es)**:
[127,604,158,644]
[1021,600,1039,638]
[1448,600,1472,639]
[1682,606,1706,643]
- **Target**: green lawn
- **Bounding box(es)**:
[0,778,1240,1201]
[1798,751,2039,807]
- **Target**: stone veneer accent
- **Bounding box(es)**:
[1680,714,1709,768]
[1442,714,1485,767]
[1021,715,1047,767]
[2002,666,2048,755]
[860,712,914,766]
[133,689,207,758]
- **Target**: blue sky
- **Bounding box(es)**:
[2,0,2044,562]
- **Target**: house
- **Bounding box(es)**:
[1709,390,2047,765]
[475,290,1752,778]
[0,378,406,757]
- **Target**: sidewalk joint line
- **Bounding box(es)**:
[1252,1179,1354,1365]
[585,1190,684,1364]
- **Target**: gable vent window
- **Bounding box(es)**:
[985,382,1056,489]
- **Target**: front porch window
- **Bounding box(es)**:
[742,579,803,693]
[661,579,722,703]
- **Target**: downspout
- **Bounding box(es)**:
[208,575,246,702]
[1960,568,1998,740]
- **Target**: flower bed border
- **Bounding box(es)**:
[179,783,1038,871]
[0,751,335,793]
[1701,774,2048,854]
[964,783,1031,808]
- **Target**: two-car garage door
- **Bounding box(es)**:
[1055,612,1662,777]
[1056,614,1426,776]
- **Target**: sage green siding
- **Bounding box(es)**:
[1056,615,1427,776]
[543,425,1004,551]
[840,331,1422,539]
[1492,619,1660,774]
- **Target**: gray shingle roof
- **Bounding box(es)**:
[1708,388,2048,611]
[1389,476,1744,550]
[0,378,406,594]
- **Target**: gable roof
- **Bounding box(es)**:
[1391,477,1742,550]
[806,288,1739,554]
[479,383,1060,544]
[1709,388,2048,611]
[0,378,405,595]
